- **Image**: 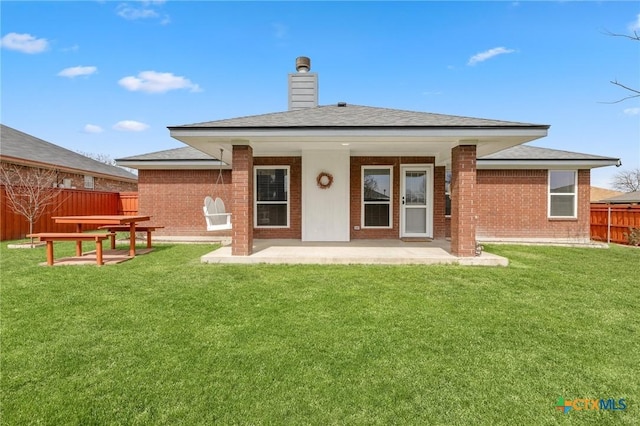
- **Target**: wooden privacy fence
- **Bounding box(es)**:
[590,203,640,245]
[118,192,138,215]
[1,186,139,241]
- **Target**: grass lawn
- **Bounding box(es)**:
[1,241,639,425]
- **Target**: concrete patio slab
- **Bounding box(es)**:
[201,239,508,266]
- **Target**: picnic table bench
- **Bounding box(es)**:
[97,225,164,249]
[27,233,115,266]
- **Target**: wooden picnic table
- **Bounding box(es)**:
[52,215,151,257]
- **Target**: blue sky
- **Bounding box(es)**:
[1,1,638,189]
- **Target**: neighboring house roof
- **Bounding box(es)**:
[476,145,620,169]
[0,124,137,182]
[171,104,549,130]
[591,186,625,203]
[118,143,619,171]
[599,191,640,204]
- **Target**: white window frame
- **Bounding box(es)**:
[548,170,577,219]
[361,166,393,229]
[84,175,94,189]
[445,169,452,218]
[254,165,290,228]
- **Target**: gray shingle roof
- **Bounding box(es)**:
[171,104,549,129]
[479,145,618,161]
[117,146,216,161]
[600,191,640,203]
[1,124,137,181]
[129,144,614,163]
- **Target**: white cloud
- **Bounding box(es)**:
[0,32,49,54]
[629,14,640,32]
[118,71,202,94]
[62,44,80,53]
[113,120,149,132]
[58,66,97,78]
[117,4,158,20]
[84,124,104,133]
[468,47,515,66]
[623,107,640,116]
[116,2,169,23]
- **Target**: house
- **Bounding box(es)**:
[117,57,619,257]
[591,186,624,203]
[598,191,640,204]
[1,124,137,192]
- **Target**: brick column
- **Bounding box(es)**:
[232,145,253,256]
[451,145,477,257]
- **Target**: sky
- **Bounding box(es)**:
[1,1,639,189]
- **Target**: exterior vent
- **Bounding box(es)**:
[337,102,347,107]
[288,56,318,110]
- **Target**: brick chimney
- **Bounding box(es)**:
[288,56,318,110]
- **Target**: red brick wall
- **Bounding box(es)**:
[350,156,436,240]
[476,169,591,241]
[232,146,253,255]
[450,145,477,256]
[137,158,591,244]
[253,157,302,239]
[138,169,232,236]
[1,162,136,192]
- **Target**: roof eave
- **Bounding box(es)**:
[477,159,621,170]
[116,159,229,170]
[1,155,138,182]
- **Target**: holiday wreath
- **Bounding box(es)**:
[316,172,334,189]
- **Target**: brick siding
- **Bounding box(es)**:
[138,169,232,236]
[350,156,436,239]
[450,145,477,257]
[476,169,590,241]
[232,146,253,255]
[135,156,592,247]
[1,162,136,192]
[253,157,302,239]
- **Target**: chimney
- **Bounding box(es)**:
[288,56,318,110]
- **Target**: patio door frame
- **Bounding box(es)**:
[400,164,433,238]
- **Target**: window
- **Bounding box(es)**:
[445,170,452,216]
[362,166,392,228]
[255,166,289,227]
[84,175,94,189]
[549,170,577,218]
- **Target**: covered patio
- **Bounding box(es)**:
[200,239,508,266]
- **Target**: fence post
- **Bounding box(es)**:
[607,204,611,244]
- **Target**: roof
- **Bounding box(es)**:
[600,191,640,203]
[1,124,137,181]
[477,144,619,169]
[170,104,550,130]
[119,146,215,161]
[479,144,618,161]
[123,144,615,164]
[116,145,225,170]
[591,187,625,203]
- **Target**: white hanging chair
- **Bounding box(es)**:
[203,149,232,231]
[203,196,232,231]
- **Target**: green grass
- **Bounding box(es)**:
[1,241,639,425]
